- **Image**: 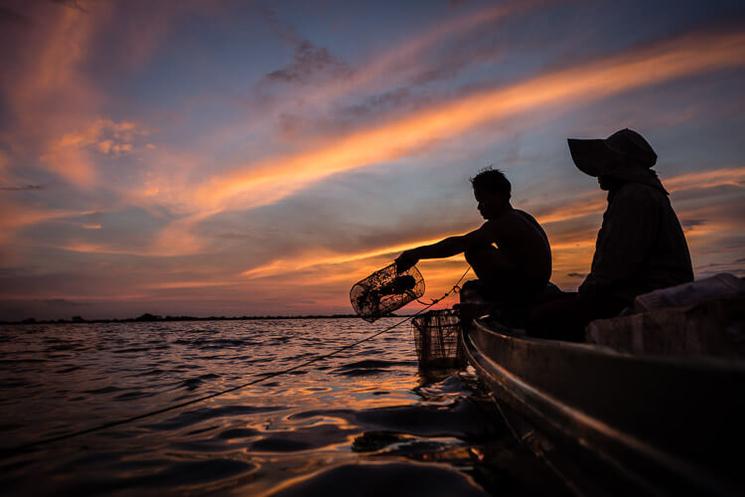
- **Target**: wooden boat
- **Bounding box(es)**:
[462,316,745,497]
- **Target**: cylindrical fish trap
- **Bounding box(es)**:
[412,308,466,369]
[350,264,425,323]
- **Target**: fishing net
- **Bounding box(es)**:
[350,263,425,322]
[412,308,466,369]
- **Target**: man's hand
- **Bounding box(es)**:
[395,249,419,273]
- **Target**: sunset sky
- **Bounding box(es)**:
[1,0,744,320]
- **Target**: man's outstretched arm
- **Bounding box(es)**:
[396,224,492,271]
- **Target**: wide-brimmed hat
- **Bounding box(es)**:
[567,128,657,177]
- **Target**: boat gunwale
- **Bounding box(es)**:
[472,315,745,373]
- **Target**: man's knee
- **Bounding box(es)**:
[460,279,486,302]
[464,244,493,267]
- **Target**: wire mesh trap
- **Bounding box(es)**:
[412,308,466,369]
[350,263,425,323]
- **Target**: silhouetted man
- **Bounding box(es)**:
[396,169,552,317]
[528,129,694,340]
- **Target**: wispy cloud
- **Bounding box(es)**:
[533,166,745,225]
[2,2,744,319]
[299,0,552,102]
[243,0,549,146]
[195,31,745,213]
[40,119,149,187]
[664,165,745,191]
[51,0,88,14]
[0,199,95,243]
[3,4,108,187]
[0,184,43,191]
[265,40,350,84]
[138,31,745,265]
[237,165,745,286]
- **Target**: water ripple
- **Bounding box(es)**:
[0,319,565,497]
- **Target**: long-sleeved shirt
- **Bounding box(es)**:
[579,178,694,305]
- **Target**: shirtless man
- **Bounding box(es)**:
[395,169,552,310]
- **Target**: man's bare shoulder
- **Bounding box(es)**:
[475,218,509,242]
[485,209,548,241]
[485,209,530,230]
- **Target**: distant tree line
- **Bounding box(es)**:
[0,312,403,325]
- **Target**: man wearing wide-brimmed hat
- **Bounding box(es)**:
[528,129,693,341]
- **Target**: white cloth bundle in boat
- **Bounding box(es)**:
[587,273,745,359]
[633,273,745,312]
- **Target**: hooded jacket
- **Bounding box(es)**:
[579,169,694,305]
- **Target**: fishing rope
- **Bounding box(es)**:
[416,265,469,306]
[2,266,471,458]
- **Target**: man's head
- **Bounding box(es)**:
[470,168,511,220]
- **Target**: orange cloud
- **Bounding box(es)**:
[535,196,605,225]
[194,30,745,214]
[59,237,206,258]
[7,6,109,188]
[10,8,100,114]
[0,151,10,184]
[241,235,453,280]
[143,31,745,261]
[0,200,95,244]
[39,118,147,187]
[144,280,239,290]
[60,242,145,256]
[239,165,745,291]
[665,166,745,192]
[533,166,745,226]
[147,210,221,256]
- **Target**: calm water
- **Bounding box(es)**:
[0,319,564,496]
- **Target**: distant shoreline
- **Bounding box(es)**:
[0,312,405,326]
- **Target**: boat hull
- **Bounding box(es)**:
[463,317,745,496]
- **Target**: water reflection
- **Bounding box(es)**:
[0,319,565,496]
